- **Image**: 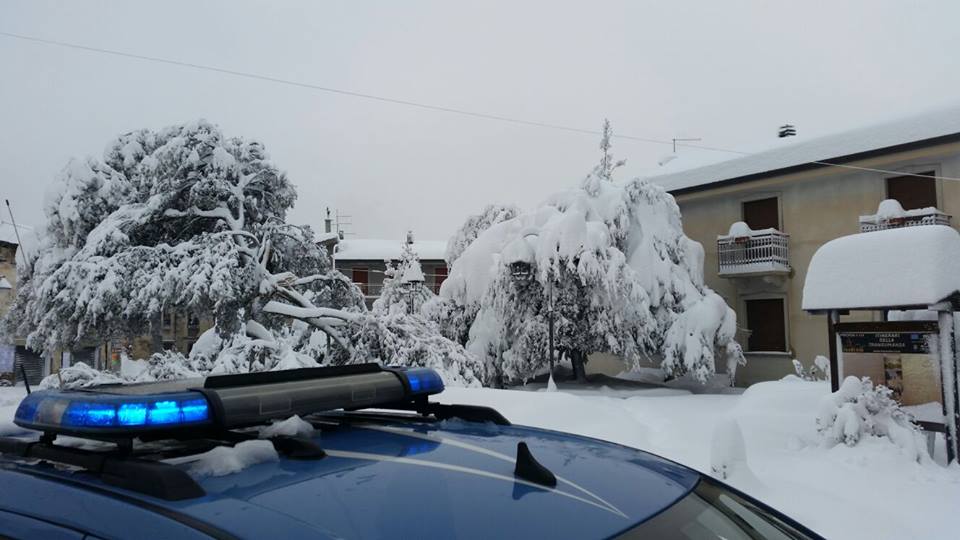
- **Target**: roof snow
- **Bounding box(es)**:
[334,239,447,261]
[646,105,960,193]
[802,225,960,311]
[0,221,33,247]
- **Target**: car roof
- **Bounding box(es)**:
[1,414,700,539]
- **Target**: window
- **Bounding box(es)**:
[742,197,780,231]
[434,266,448,294]
[161,310,173,330]
[352,267,369,295]
[886,173,937,210]
[745,298,787,352]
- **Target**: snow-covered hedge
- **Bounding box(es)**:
[816,376,928,462]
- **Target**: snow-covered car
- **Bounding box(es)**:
[0,364,822,539]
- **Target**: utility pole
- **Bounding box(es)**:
[5,199,29,266]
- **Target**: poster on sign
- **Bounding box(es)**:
[836,321,944,423]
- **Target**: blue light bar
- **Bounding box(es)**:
[401,368,445,395]
[14,390,211,435]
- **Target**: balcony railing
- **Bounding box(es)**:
[717,231,791,277]
[859,208,951,233]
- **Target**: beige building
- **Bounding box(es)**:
[647,107,960,386]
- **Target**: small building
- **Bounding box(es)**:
[333,235,449,308]
[647,106,960,386]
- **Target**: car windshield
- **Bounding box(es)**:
[619,478,813,540]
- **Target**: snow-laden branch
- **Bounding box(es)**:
[165,206,239,230]
[263,300,360,322]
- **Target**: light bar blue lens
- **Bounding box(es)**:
[148,401,182,425]
[118,403,148,426]
[13,390,211,433]
[403,368,444,395]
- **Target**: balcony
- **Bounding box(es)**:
[717,229,791,277]
[859,205,951,233]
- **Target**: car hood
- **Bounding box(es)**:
[168,417,699,539]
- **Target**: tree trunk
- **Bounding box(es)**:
[150,313,163,355]
[571,350,588,383]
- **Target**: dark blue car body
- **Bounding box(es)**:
[0,414,701,539]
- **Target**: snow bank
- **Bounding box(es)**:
[187,440,279,477]
[803,225,960,310]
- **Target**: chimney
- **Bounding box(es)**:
[778,124,796,138]
[324,207,332,234]
[406,230,414,245]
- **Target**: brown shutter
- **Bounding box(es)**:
[745,298,787,352]
[886,174,937,210]
[352,267,369,295]
[434,266,448,294]
[742,197,780,231]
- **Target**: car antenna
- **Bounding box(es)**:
[514,442,556,488]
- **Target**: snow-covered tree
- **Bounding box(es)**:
[436,128,743,385]
[5,121,481,386]
[373,240,435,315]
[445,204,520,266]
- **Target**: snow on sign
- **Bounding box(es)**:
[802,225,960,311]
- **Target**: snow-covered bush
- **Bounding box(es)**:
[816,376,928,462]
[436,124,743,384]
[792,356,830,381]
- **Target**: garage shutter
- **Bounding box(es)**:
[14,346,44,386]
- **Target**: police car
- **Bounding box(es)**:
[0,364,822,539]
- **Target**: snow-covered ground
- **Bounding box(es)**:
[2,380,958,539]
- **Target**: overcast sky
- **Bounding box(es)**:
[2,0,960,241]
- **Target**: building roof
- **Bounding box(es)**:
[334,239,447,262]
[802,225,960,312]
[646,105,960,194]
[0,221,31,246]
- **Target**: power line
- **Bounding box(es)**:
[3,30,960,183]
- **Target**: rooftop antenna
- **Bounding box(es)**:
[335,209,353,238]
[4,199,29,266]
[671,137,702,153]
[778,124,797,138]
